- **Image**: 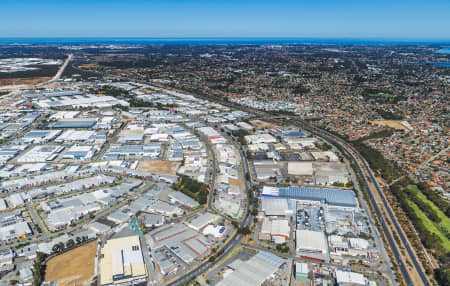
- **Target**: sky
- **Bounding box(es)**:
[0,0,449,39]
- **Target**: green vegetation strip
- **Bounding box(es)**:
[406,199,450,252]
[172,175,209,204]
[407,185,450,237]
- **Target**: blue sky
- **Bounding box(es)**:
[0,0,449,39]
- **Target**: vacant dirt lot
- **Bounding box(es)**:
[249,119,277,129]
[44,241,97,286]
[78,63,100,69]
[0,77,51,88]
[229,178,245,189]
[119,128,145,136]
[137,160,180,175]
[370,120,406,130]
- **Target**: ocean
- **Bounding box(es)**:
[436,47,450,54]
[0,37,449,46]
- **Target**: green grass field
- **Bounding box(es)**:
[408,185,450,231]
[407,185,450,251]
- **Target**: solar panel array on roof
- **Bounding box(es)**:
[277,186,357,207]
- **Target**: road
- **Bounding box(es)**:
[166,124,253,286]
[344,157,396,284]
[48,54,73,83]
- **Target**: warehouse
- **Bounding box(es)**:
[55,130,97,143]
[146,200,182,216]
[244,133,277,144]
[20,129,61,144]
[50,118,98,128]
[31,175,116,198]
[17,145,64,163]
[202,225,226,240]
[236,121,253,131]
[0,163,52,178]
[99,235,147,286]
[62,145,99,160]
[216,251,286,286]
[287,162,314,176]
[296,229,329,262]
[37,93,129,109]
[50,111,80,120]
[259,219,290,244]
[196,126,221,138]
[0,212,33,242]
[168,191,200,209]
[0,170,69,192]
[335,270,368,286]
[139,213,165,228]
[147,223,212,264]
[187,212,216,231]
[104,144,161,159]
[89,222,111,234]
[0,146,26,163]
[262,186,358,209]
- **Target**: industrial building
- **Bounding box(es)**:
[0,211,33,242]
[19,129,61,144]
[50,118,98,129]
[216,251,286,286]
[147,223,212,264]
[168,191,199,209]
[335,270,369,286]
[262,186,358,209]
[295,262,309,283]
[99,235,148,285]
[187,212,216,231]
[296,230,329,262]
[17,145,64,163]
[259,219,290,244]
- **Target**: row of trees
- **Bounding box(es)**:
[352,140,401,183]
[51,236,90,254]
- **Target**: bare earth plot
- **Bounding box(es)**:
[137,160,180,175]
[44,241,97,286]
[78,63,100,69]
[119,128,145,136]
[370,120,407,130]
[249,119,278,129]
[229,178,245,189]
[0,77,52,88]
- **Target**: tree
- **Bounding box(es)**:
[66,239,75,249]
[76,237,82,244]
[238,226,251,235]
[52,244,61,254]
